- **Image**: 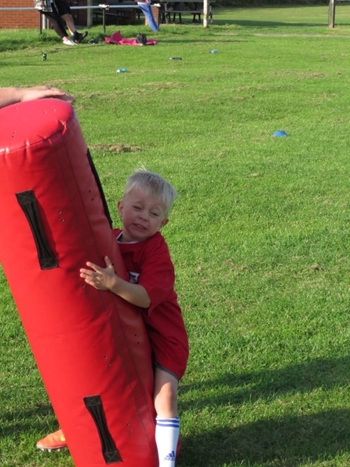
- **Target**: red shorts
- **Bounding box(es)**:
[147,325,189,380]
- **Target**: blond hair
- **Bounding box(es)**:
[123,170,178,216]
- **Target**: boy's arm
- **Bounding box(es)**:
[109,276,151,309]
[80,256,150,309]
[0,86,75,109]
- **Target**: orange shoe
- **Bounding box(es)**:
[36,429,67,451]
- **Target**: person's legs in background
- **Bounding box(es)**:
[54,0,88,43]
[40,10,76,45]
[61,13,88,43]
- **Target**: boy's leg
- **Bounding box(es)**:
[154,368,179,467]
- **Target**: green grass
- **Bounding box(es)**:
[2,4,350,466]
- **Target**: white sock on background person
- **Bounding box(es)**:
[155,417,180,466]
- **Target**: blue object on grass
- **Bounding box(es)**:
[273,130,288,137]
[137,2,159,32]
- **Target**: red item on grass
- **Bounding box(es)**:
[105,30,157,45]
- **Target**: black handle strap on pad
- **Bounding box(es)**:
[16,190,58,270]
[86,149,113,228]
[84,395,122,464]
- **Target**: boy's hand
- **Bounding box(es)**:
[80,256,117,291]
[81,256,151,308]
[20,86,75,104]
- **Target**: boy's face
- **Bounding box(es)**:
[117,187,169,242]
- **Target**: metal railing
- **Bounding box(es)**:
[0,3,142,33]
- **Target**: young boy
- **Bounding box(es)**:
[36,170,189,467]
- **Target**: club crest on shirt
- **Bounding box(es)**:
[129,271,140,284]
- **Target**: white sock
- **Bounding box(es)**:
[155,416,179,467]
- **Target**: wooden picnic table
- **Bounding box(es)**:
[93,1,141,28]
[157,0,215,24]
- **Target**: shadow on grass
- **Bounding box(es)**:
[178,408,350,466]
[159,17,329,27]
[208,5,350,28]
[2,356,350,465]
[0,37,61,53]
[213,18,329,27]
[158,32,248,41]
[180,355,350,409]
[179,356,350,465]
[0,402,55,438]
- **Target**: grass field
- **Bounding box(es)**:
[2,4,350,467]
